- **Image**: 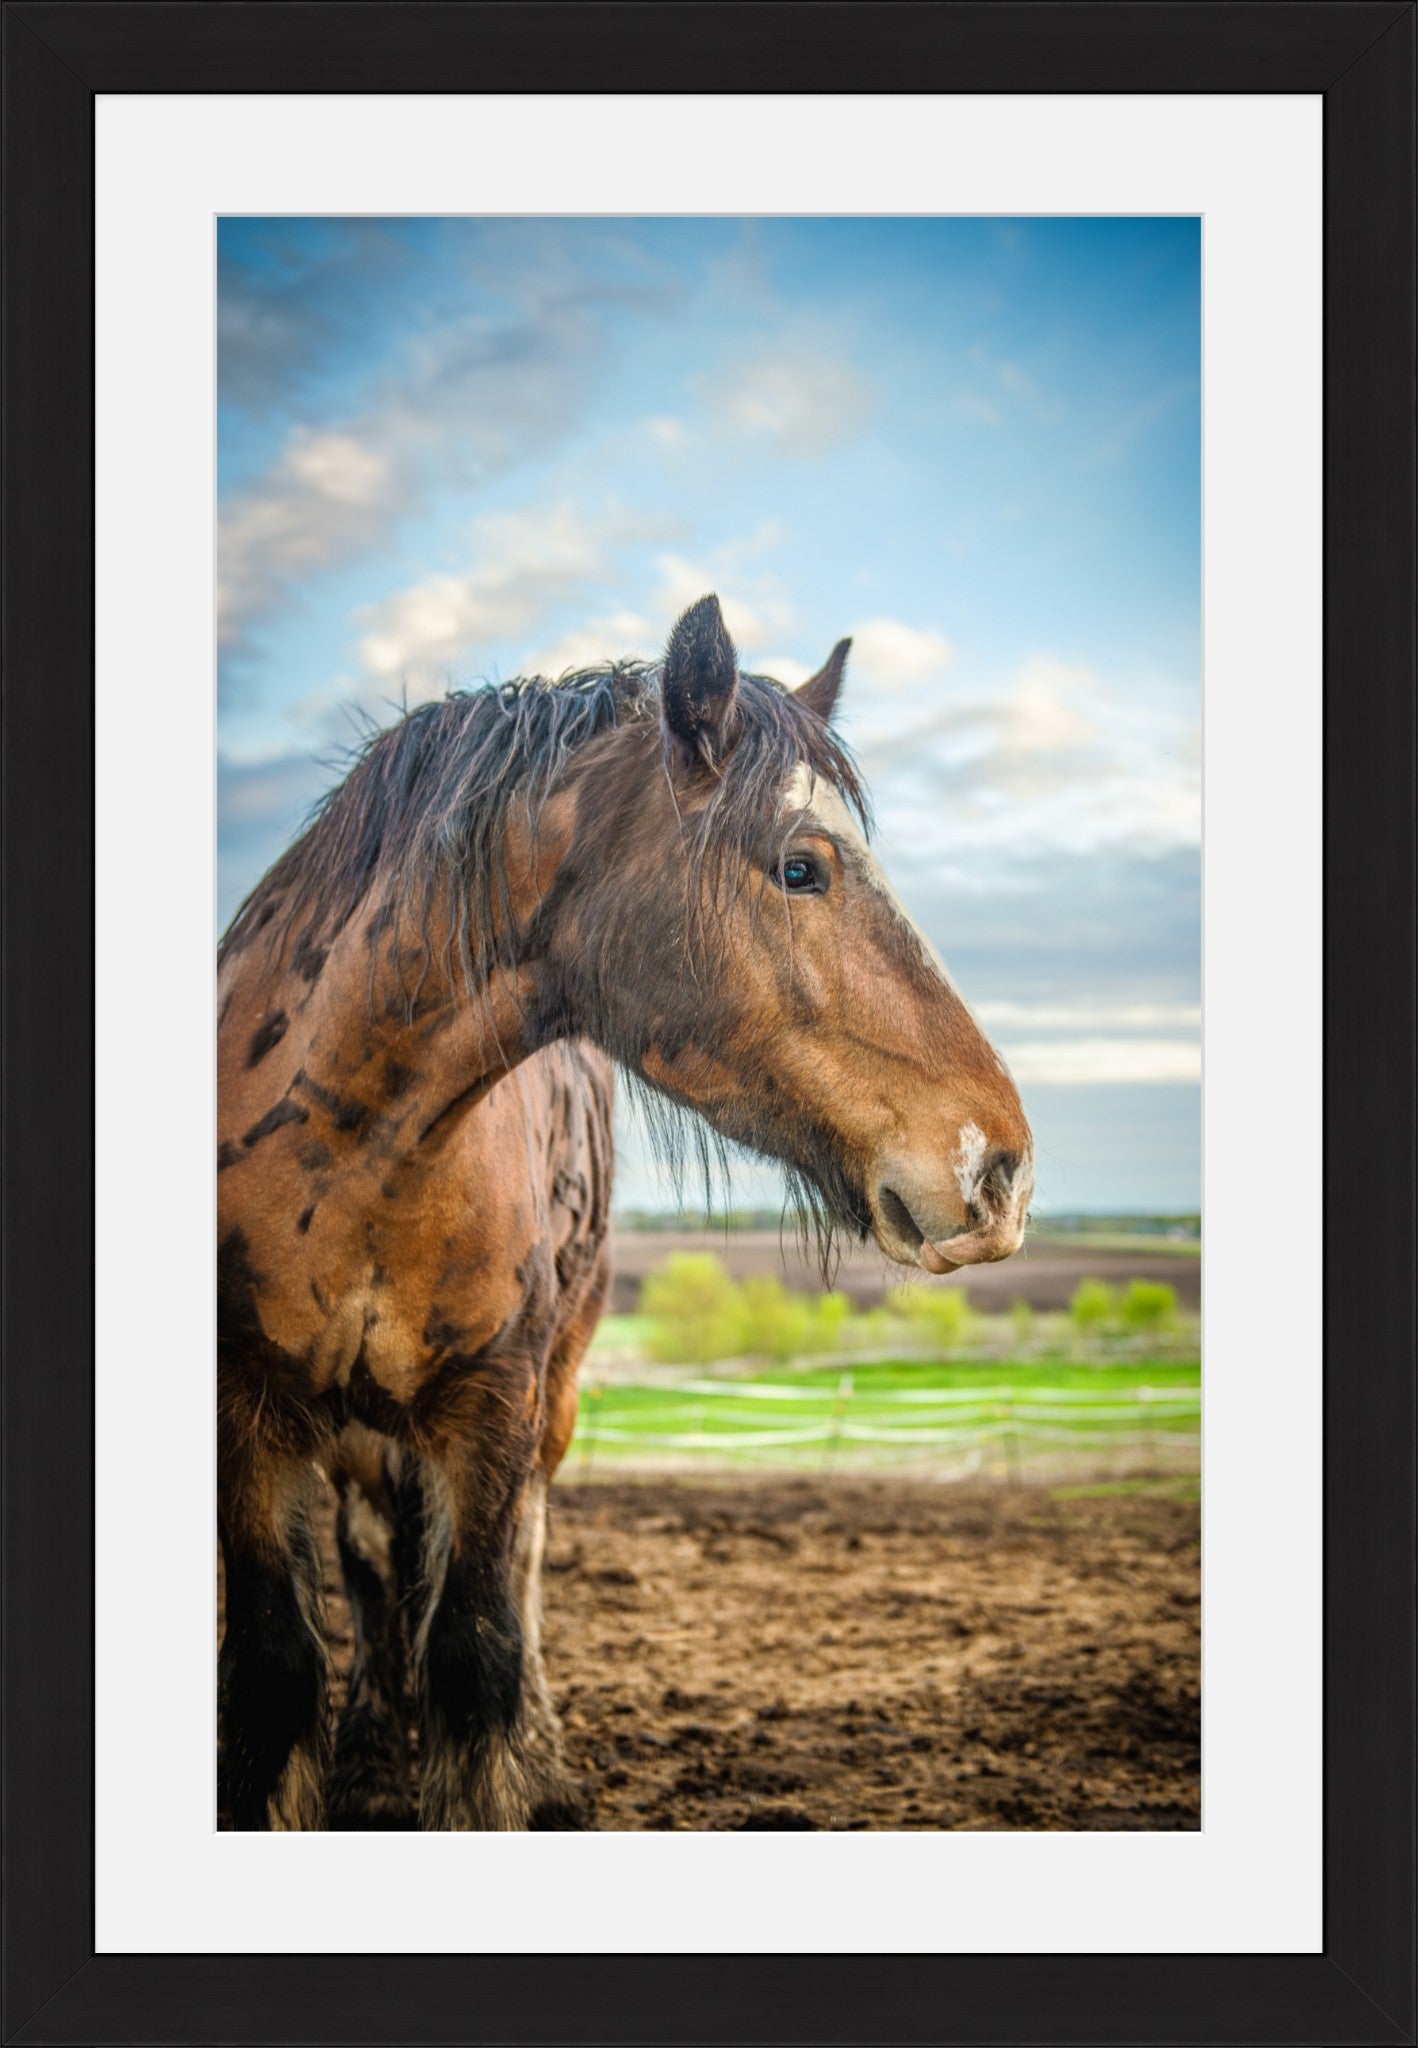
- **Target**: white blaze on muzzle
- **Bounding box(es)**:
[954,1120,990,1206]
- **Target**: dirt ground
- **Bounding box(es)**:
[608,1229,1202,1314]
[297,1474,1199,1831]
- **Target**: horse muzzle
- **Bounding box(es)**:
[871,1142,1033,1272]
[917,1210,1027,1272]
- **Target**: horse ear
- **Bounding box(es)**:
[662,594,740,765]
[795,638,850,725]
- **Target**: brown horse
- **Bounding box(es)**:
[216,594,1032,1830]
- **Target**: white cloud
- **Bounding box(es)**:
[698,346,872,457]
[283,431,385,504]
[520,608,659,679]
[523,580,951,704]
[219,429,395,648]
[1002,1038,1201,1086]
[978,994,1202,1091]
[850,618,954,690]
[968,657,1200,851]
[753,653,812,688]
[644,415,687,449]
[348,519,805,707]
[977,1000,1201,1034]
[219,274,640,661]
[356,506,617,684]
[358,521,809,696]
[993,657,1101,764]
[650,553,796,652]
[528,601,945,701]
[859,650,1200,864]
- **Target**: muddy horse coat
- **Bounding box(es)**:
[217,595,1033,1829]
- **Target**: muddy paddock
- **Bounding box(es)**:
[288,1474,1199,1831]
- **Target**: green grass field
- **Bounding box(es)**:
[570,1352,1200,1473]
[576,1252,1201,1476]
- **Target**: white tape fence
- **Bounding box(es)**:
[570,1375,1201,1480]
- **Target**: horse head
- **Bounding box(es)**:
[533,595,1034,1272]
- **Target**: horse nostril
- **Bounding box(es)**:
[976,1148,1021,1211]
[879,1185,924,1250]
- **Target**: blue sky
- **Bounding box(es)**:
[218,217,1200,1213]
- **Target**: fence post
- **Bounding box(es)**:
[1140,1385,1156,1476]
[580,1380,601,1480]
[822,1371,854,1469]
[1001,1398,1022,1487]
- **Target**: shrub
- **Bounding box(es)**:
[640,1253,745,1364]
[1009,1297,1035,1349]
[808,1290,853,1353]
[847,1304,897,1353]
[738,1274,815,1363]
[1119,1278,1178,1335]
[1069,1278,1117,1337]
[889,1283,974,1350]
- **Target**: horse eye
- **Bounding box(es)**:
[780,856,820,893]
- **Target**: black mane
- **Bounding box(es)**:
[220,660,867,980]
[220,659,870,1269]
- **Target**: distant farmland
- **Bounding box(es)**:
[608,1226,1201,1315]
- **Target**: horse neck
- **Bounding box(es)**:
[283,892,541,1143]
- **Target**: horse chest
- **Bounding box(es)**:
[218,971,612,1438]
[219,1159,536,1409]
[308,1238,536,1413]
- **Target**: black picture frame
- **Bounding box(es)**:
[3,4,1413,2042]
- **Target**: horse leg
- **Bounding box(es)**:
[511,1469,585,1828]
[218,1377,329,1831]
[414,1405,578,1831]
[514,1269,611,1828]
[328,1428,418,1829]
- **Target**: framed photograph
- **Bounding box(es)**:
[3,3,1412,2043]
